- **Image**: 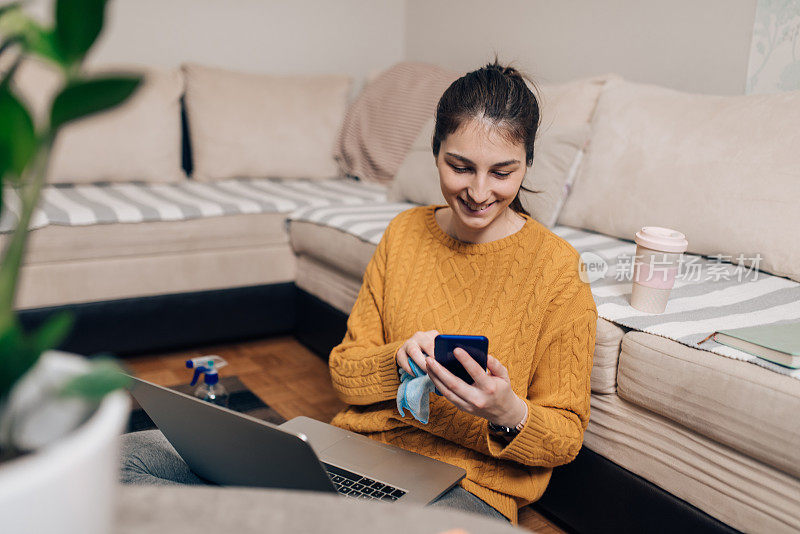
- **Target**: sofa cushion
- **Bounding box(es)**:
[16,246,295,310]
[13,212,295,309]
[11,212,289,264]
[558,78,800,282]
[289,221,375,281]
[591,318,626,394]
[388,118,590,227]
[534,74,616,132]
[617,331,800,478]
[333,62,460,184]
[12,60,185,184]
[294,254,363,315]
[586,393,800,534]
[183,63,350,181]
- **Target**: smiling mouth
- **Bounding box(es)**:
[458,197,494,214]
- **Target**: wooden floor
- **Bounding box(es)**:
[126,336,567,534]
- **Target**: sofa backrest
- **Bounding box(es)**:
[12,59,186,184]
[558,78,800,282]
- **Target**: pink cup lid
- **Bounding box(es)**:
[635,226,688,253]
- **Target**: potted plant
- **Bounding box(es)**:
[0,1,141,532]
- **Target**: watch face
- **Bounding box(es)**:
[489,422,516,437]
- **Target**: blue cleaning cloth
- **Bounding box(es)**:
[396,359,438,424]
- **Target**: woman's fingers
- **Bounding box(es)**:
[420,331,438,360]
[486,355,509,381]
[407,344,428,373]
[426,356,481,406]
[427,361,473,412]
[395,347,412,374]
[453,348,490,386]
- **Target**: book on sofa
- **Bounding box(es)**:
[712,322,800,369]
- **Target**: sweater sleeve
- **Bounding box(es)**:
[486,272,597,466]
[328,229,404,406]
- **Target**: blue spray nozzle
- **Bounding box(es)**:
[187,356,227,387]
[190,366,207,387]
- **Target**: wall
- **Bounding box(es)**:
[29,0,406,91]
[23,1,761,95]
[405,0,758,94]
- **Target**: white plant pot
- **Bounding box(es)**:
[0,351,130,534]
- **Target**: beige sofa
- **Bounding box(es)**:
[9,62,800,533]
[288,73,800,533]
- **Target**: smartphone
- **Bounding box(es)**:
[433,334,489,385]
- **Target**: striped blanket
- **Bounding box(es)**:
[0,178,387,232]
[287,205,800,380]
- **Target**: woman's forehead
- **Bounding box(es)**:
[443,119,524,162]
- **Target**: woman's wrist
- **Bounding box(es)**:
[491,396,528,429]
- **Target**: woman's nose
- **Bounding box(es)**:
[467,174,491,203]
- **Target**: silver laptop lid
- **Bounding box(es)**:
[128,376,336,493]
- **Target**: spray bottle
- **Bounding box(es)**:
[186,356,229,408]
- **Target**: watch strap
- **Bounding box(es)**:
[488,402,528,438]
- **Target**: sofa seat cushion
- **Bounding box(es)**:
[289,221,376,281]
[16,244,295,310]
[12,212,289,265]
[591,318,626,394]
[294,254,363,315]
[287,204,625,394]
[9,212,298,309]
[585,393,800,534]
[617,331,800,478]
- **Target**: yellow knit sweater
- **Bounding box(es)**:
[329,206,597,523]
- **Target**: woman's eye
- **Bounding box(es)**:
[494,171,511,177]
[450,165,470,173]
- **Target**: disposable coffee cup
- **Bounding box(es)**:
[630,227,688,314]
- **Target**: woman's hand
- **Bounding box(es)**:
[396,330,440,375]
[425,348,527,428]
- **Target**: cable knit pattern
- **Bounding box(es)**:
[329,205,597,523]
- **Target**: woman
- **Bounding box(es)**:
[327,61,597,523]
[119,61,597,525]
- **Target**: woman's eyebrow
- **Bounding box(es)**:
[445,152,520,167]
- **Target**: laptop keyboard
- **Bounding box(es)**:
[324,463,406,502]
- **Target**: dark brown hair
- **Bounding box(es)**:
[432,58,541,216]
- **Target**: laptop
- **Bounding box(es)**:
[128,376,465,505]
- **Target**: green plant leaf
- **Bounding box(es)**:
[0,83,36,180]
[50,75,141,131]
[59,357,130,400]
[0,321,39,401]
[21,23,61,65]
[54,0,108,66]
[30,311,73,355]
[0,8,62,65]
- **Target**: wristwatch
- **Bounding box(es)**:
[488,404,528,440]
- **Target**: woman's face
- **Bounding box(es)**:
[435,119,526,241]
